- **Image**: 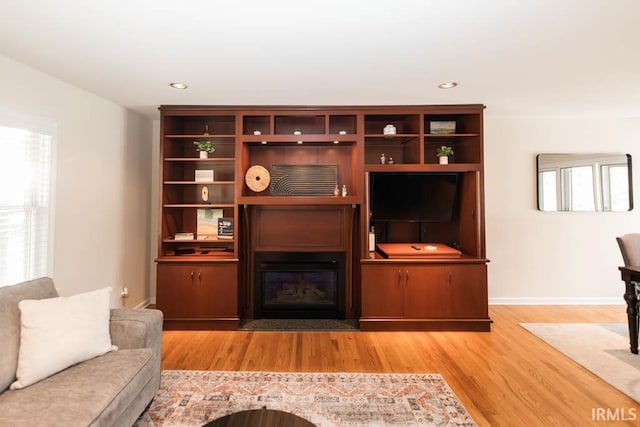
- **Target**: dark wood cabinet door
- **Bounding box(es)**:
[157,263,238,318]
[403,265,452,318]
[195,263,238,318]
[361,264,404,318]
[447,264,488,318]
[157,263,197,318]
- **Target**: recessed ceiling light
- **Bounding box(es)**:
[438,82,458,89]
[169,82,188,89]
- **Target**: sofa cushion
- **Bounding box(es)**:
[0,348,154,427]
[11,287,117,390]
[0,277,58,393]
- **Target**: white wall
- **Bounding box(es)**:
[4,48,636,305]
[484,114,640,303]
[0,54,153,308]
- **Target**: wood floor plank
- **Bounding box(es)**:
[160,305,640,426]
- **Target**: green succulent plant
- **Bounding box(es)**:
[436,146,454,157]
[193,141,215,153]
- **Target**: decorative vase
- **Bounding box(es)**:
[383,124,396,135]
[199,151,208,159]
[439,156,448,165]
[294,130,302,135]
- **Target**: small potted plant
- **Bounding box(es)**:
[436,146,454,164]
[293,127,302,135]
[194,141,215,159]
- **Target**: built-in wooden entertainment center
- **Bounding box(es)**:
[156,105,491,331]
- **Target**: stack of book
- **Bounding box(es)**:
[174,232,194,241]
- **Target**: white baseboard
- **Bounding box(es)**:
[137,296,621,308]
[489,297,624,305]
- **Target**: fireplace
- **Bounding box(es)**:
[254,252,345,319]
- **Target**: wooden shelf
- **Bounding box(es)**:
[362,253,489,263]
[164,157,235,162]
[164,181,234,185]
[156,254,238,262]
[165,134,235,139]
[242,134,357,143]
[424,133,479,139]
[365,134,419,141]
[365,163,481,172]
[163,204,235,208]
[162,237,235,243]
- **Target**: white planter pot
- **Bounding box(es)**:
[199,151,208,159]
[439,156,449,164]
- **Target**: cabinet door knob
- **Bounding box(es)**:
[398,270,402,286]
[190,271,194,285]
[448,271,452,285]
[405,270,409,282]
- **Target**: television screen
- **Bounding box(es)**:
[369,173,459,222]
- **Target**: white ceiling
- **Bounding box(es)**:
[0,0,638,120]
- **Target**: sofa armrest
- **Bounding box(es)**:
[109,308,163,374]
[110,308,162,350]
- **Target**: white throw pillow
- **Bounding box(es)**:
[10,287,117,390]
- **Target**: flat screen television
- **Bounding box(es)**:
[369,172,460,222]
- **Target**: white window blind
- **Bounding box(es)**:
[0,110,56,287]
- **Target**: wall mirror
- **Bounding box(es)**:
[537,153,633,212]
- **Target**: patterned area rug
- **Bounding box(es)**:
[134,370,476,426]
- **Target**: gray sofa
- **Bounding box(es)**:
[0,277,163,427]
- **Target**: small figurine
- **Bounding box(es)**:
[388,157,395,164]
[334,186,340,197]
[380,153,386,164]
[341,185,347,197]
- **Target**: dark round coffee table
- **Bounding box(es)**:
[204,408,315,427]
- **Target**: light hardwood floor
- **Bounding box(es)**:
[161,305,640,426]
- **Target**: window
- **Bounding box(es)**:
[561,165,595,211]
[0,110,56,287]
[602,164,630,211]
[539,170,558,212]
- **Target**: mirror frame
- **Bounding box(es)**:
[536,153,633,212]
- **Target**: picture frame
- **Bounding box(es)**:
[429,121,456,134]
